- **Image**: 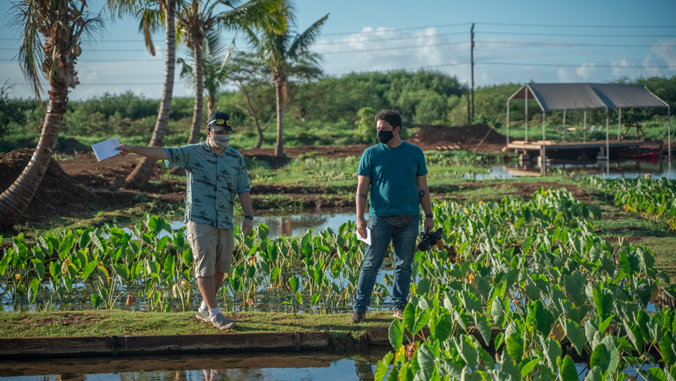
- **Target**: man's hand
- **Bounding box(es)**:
[424,217,434,233]
[242,218,254,237]
[116,144,135,156]
[357,215,367,239]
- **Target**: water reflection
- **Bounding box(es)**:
[0,352,385,381]
[477,159,675,180]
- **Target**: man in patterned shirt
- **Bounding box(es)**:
[117,112,253,330]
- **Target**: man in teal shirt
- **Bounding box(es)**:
[117,112,253,331]
[350,109,434,323]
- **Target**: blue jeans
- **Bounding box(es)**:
[353,215,419,312]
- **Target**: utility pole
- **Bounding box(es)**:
[466,89,471,125]
[471,23,475,123]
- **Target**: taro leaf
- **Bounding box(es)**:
[561,274,583,306]
[590,342,616,374]
[33,260,45,280]
[557,355,578,381]
[28,278,39,304]
[430,308,453,342]
[417,343,436,376]
[82,260,98,279]
[417,277,431,296]
[460,290,483,314]
[295,290,303,305]
[289,276,299,292]
[229,276,241,292]
[114,264,129,283]
[182,250,192,266]
[389,319,404,351]
[584,366,603,381]
[491,295,507,328]
[258,223,269,240]
[659,334,676,366]
[623,319,644,351]
[472,311,491,346]
[635,280,653,306]
[271,267,282,281]
[480,348,495,370]
[57,233,77,260]
[541,336,562,372]
[454,335,478,371]
[522,236,534,255]
[519,356,540,379]
[437,359,463,379]
[375,352,393,381]
[640,368,669,381]
[525,281,541,301]
[476,275,491,301]
[310,293,320,306]
[530,300,555,336]
[593,288,614,318]
[49,261,60,278]
[413,308,431,336]
[0,254,10,276]
[533,364,556,381]
[494,353,520,381]
[62,274,73,292]
[560,318,586,356]
[589,244,602,263]
[588,204,602,219]
[91,293,100,309]
[506,334,524,362]
[403,303,416,333]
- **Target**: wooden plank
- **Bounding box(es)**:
[0,331,329,358]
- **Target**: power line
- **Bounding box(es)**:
[478,31,676,38]
[477,22,676,28]
[321,23,472,36]
[475,40,676,48]
[478,61,673,69]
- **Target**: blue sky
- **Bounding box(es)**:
[1,0,675,100]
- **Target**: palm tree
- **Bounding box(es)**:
[245,12,328,157]
[176,0,289,145]
[177,30,236,116]
[0,0,102,230]
[107,0,177,189]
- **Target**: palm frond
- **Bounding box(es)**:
[219,0,288,35]
[288,13,328,59]
[137,7,164,56]
[11,0,46,98]
[176,56,196,89]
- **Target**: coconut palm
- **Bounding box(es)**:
[177,30,236,116]
[176,0,289,145]
[107,0,177,188]
[245,12,328,157]
[0,0,102,230]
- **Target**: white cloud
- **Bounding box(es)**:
[651,38,676,71]
[576,63,596,79]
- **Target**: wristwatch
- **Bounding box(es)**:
[425,213,433,219]
[244,215,254,221]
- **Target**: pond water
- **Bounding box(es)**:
[0,351,388,381]
[477,159,674,180]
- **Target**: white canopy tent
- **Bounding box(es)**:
[506,83,671,170]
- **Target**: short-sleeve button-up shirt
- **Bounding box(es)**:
[162,142,251,230]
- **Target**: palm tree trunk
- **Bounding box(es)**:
[126,0,175,189]
[207,92,216,116]
[187,42,203,145]
[273,80,284,157]
[0,88,68,230]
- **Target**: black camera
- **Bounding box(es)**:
[418,228,443,251]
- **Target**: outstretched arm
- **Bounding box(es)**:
[116,145,168,160]
[417,175,433,232]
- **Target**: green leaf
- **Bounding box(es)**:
[454,335,478,371]
[561,319,586,356]
[57,233,76,260]
[28,278,39,304]
[473,312,491,346]
[0,254,10,276]
[590,344,610,372]
[558,355,578,381]
[91,293,100,309]
[643,368,669,381]
[417,342,436,375]
[375,352,393,381]
[114,264,129,282]
[82,260,98,279]
[295,290,303,305]
[271,267,282,281]
[289,276,299,292]
[541,336,562,372]
[417,277,431,296]
[413,308,431,336]
[623,319,644,352]
[49,261,60,278]
[389,319,404,351]
[494,353,520,381]
[593,288,613,318]
[491,295,507,328]
[584,367,603,381]
[164,256,175,279]
[311,293,320,305]
[34,260,45,280]
[460,290,483,313]
[403,303,416,333]
[519,356,540,379]
[506,334,524,362]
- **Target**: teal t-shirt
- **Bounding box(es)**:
[357,142,428,217]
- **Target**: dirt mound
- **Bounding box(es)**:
[0,149,138,226]
[406,124,511,151]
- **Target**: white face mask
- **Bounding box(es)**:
[210,133,230,148]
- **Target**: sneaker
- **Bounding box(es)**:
[196,309,209,322]
[393,307,405,319]
[210,313,236,330]
[348,311,366,324]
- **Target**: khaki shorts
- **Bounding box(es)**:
[186,221,235,278]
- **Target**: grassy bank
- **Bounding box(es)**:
[0,310,392,340]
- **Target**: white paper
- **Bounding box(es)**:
[357,228,372,246]
[92,137,121,161]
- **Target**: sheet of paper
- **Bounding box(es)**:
[91,137,121,162]
[356,228,371,246]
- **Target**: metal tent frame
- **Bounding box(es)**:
[505,83,671,176]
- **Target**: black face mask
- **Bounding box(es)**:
[377,129,395,144]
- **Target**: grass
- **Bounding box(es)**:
[0,310,394,339]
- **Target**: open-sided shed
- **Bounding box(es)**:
[506,83,671,164]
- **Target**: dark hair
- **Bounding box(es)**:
[374,109,402,131]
